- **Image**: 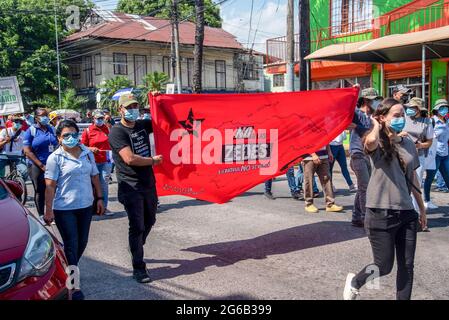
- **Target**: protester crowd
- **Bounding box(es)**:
[0,85,448,301]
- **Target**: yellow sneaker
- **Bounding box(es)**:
[326,204,343,212]
[305,204,319,213]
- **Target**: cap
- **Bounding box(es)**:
[434,99,449,110]
[49,112,59,121]
[92,109,105,119]
[406,97,426,111]
[360,88,381,100]
[393,84,412,95]
[119,94,139,108]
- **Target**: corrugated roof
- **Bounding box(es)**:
[64,12,243,50]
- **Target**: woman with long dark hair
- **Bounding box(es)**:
[343,98,427,300]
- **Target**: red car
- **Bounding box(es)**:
[0,178,69,300]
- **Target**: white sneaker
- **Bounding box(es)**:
[343,273,359,300]
[425,201,438,210]
[104,209,115,216]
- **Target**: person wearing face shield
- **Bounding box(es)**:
[392,85,412,105]
[347,88,382,228]
[423,99,449,210]
[81,109,114,215]
[401,98,433,212]
[0,115,28,180]
[23,108,59,218]
[108,94,163,284]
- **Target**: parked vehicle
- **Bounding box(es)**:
[0,179,69,300]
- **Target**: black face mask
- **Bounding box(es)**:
[400,94,409,104]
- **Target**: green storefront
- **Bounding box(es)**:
[266,0,449,108]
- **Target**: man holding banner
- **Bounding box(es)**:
[108,94,163,284]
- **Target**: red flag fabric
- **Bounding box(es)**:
[150,88,359,203]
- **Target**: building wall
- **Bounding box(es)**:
[68,42,263,94]
[266,0,449,108]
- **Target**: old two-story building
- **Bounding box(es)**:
[62,9,265,106]
[265,0,449,108]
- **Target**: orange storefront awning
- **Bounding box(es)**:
[383,61,431,80]
[265,61,372,81]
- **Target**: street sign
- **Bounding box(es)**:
[0,76,24,116]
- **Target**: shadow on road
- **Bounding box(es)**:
[146,221,365,281]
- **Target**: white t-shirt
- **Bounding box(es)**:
[330,131,347,146]
[0,128,25,157]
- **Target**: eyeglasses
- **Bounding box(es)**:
[61,132,79,139]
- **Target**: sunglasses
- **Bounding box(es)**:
[61,132,79,139]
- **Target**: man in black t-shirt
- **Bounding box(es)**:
[109,94,163,283]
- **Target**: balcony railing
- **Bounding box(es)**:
[266,3,449,64]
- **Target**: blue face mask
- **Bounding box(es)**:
[439,107,448,117]
[124,108,140,122]
[62,134,80,148]
[389,117,406,133]
[406,108,417,117]
[142,113,150,120]
[25,115,34,126]
[371,100,381,111]
[95,119,104,126]
[38,116,50,126]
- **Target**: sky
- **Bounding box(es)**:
[92,0,295,53]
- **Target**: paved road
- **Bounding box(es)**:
[26,169,449,300]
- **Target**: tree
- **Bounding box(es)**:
[117,0,222,28]
[138,72,169,107]
[98,76,133,114]
[31,88,88,111]
[193,0,205,93]
[0,0,94,110]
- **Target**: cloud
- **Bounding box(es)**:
[221,1,295,53]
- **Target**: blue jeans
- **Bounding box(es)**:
[265,167,299,193]
[54,206,93,267]
[296,165,319,193]
[96,162,112,209]
[435,171,447,189]
[330,145,353,187]
[424,154,449,202]
[0,158,28,180]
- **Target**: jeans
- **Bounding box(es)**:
[96,162,112,209]
[424,154,449,202]
[435,171,447,189]
[265,167,299,193]
[28,163,46,216]
[352,208,418,300]
[118,186,158,270]
[350,153,371,223]
[296,165,319,193]
[0,158,28,180]
[54,206,93,267]
[330,145,353,187]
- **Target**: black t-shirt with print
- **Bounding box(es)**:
[109,119,155,192]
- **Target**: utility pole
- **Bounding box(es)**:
[285,0,295,92]
[54,0,62,107]
[298,0,311,91]
[193,0,205,93]
[172,0,182,94]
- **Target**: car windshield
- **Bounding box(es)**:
[0,183,8,201]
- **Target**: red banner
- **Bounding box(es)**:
[150,88,358,203]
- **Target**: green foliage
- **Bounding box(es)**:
[31,88,88,112]
[117,0,222,28]
[0,0,94,110]
[98,76,133,114]
[137,72,169,107]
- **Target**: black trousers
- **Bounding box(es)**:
[118,186,158,270]
[352,208,419,300]
[28,163,46,216]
